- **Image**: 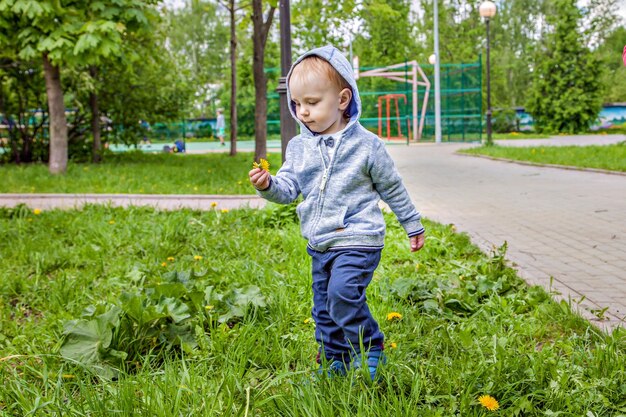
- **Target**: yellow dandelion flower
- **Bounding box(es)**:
[193,186,198,191]
[304,318,312,324]
[390,342,397,349]
[478,395,499,411]
[211,202,218,208]
[109,220,115,225]
[415,263,420,271]
[194,255,203,261]
[252,158,270,172]
[33,209,42,215]
[386,312,402,321]
[167,256,175,262]
[221,208,229,213]
[205,305,214,310]
[161,262,167,267]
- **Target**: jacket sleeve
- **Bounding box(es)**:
[369,139,425,236]
[256,140,301,204]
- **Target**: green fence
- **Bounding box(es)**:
[267,58,483,142]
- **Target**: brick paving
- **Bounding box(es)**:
[389,135,626,331]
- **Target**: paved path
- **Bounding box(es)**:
[389,135,626,331]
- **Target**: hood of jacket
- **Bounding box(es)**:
[286,45,361,136]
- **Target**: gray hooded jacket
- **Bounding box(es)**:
[258,45,424,251]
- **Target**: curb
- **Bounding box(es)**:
[0,193,267,211]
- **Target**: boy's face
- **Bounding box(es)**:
[289,68,351,136]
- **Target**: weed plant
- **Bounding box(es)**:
[0,151,282,194]
[0,204,624,415]
[461,142,626,172]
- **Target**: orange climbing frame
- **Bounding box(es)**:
[378,94,412,141]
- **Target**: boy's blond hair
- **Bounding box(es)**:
[290,56,351,93]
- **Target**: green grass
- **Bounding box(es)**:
[460,142,626,172]
[0,151,283,194]
[1,204,624,415]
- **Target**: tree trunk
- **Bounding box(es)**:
[251,0,275,161]
[229,0,238,156]
[90,66,102,163]
[43,53,68,174]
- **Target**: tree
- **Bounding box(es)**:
[251,0,275,161]
[595,27,626,103]
[217,0,249,156]
[0,57,48,164]
[0,0,157,173]
[526,0,604,133]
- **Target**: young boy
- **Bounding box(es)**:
[249,45,425,380]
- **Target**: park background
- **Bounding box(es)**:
[2,0,626,168]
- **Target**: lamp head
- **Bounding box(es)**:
[479,1,497,19]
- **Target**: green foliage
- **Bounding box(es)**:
[0,0,157,65]
[595,26,626,103]
[60,268,266,378]
[492,108,519,133]
[163,0,229,117]
[526,0,604,134]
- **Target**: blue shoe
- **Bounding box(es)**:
[351,350,386,381]
[317,360,348,378]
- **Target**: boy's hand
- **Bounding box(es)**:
[249,168,270,191]
[410,233,425,252]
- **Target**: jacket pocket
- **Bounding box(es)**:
[316,205,349,235]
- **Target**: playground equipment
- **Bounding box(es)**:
[353,57,431,141]
[377,94,411,141]
[267,56,483,142]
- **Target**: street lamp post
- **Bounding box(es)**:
[277,0,297,162]
[479,1,496,146]
[432,0,442,144]
[429,53,441,143]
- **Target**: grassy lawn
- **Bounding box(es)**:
[460,142,626,172]
[1,204,624,415]
[0,151,283,194]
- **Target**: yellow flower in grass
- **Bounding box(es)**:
[161,262,167,267]
[386,312,402,321]
[211,202,218,208]
[304,318,312,324]
[33,209,42,215]
[390,342,397,349]
[205,305,214,311]
[221,209,229,213]
[194,255,203,261]
[109,220,115,225]
[252,158,270,172]
[167,256,175,262]
[478,395,499,411]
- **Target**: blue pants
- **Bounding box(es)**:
[308,247,384,362]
